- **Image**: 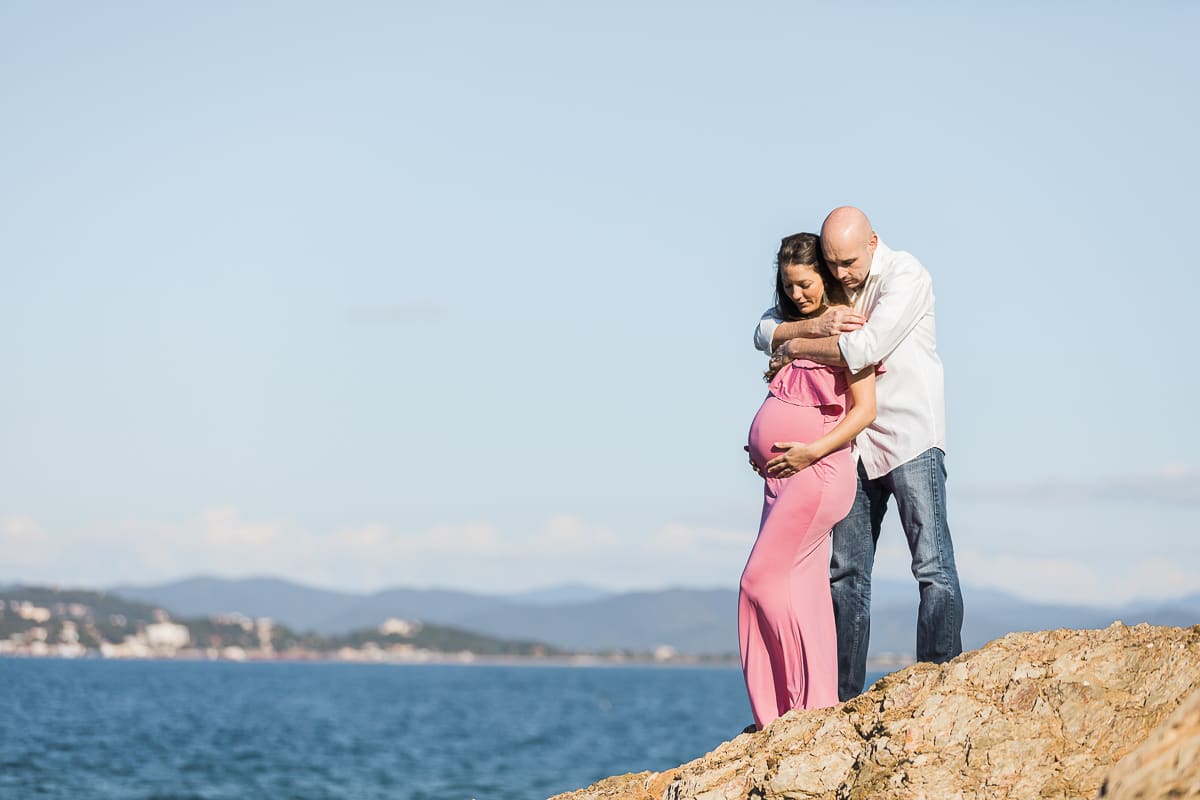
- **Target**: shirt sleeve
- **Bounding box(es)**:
[753,307,782,355]
[838,265,932,372]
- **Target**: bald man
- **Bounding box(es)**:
[753,206,964,701]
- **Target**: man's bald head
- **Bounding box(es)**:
[820,206,878,292]
[822,206,873,243]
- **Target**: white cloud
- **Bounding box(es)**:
[3,508,1196,606]
[958,464,1200,507]
[866,534,1200,606]
[0,510,753,593]
[955,551,1200,606]
[331,520,505,557]
[644,523,753,561]
[0,515,59,570]
[525,514,622,554]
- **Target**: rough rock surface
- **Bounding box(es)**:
[1099,682,1200,798]
[551,623,1200,800]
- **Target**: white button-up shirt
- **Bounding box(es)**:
[753,239,946,479]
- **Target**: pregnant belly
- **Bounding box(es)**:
[747,396,838,469]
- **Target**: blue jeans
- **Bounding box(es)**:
[829,447,964,701]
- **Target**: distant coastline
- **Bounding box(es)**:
[26,573,1194,674]
[0,584,759,667]
[96,575,1200,661]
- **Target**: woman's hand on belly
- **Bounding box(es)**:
[764,441,818,479]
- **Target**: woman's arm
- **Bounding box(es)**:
[764,368,877,478]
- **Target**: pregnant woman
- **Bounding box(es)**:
[742,232,876,729]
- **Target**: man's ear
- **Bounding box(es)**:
[868,232,878,249]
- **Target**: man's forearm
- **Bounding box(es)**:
[769,318,825,350]
[780,335,846,367]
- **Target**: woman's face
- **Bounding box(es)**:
[781,262,827,317]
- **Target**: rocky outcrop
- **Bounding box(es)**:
[1099,680,1200,798]
[551,623,1200,800]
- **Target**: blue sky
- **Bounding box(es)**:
[2,2,1197,605]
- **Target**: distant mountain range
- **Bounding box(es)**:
[108,575,1200,657]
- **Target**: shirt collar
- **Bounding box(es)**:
[849,237,887,304]
[866,237,889,280]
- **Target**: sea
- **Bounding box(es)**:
[0,658,886,800]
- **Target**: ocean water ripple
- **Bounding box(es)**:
[2,658,830,799]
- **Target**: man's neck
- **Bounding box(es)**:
[849,239,886,305]
[848,277,873,307]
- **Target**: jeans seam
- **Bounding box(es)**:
[930,449,960,655]
[931,450,948,655]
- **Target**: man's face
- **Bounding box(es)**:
[822,233,877,292]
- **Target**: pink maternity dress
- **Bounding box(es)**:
[742,358,857,728]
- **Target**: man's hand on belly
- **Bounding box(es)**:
[743,445,763,477]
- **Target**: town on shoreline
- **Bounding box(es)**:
[0,585,914,671]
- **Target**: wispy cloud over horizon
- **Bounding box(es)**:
[0,509,753,596]
[956,464,1200,507]
[868,537,1200,608]
[3,508,1198,607]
